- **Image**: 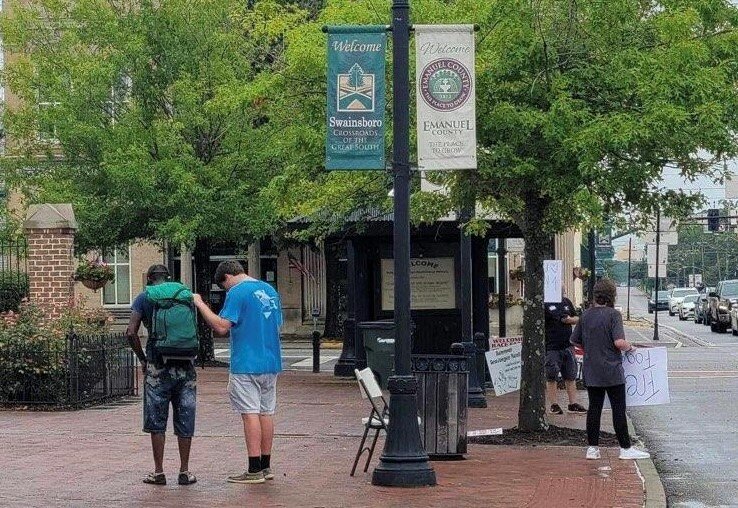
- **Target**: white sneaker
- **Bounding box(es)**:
[586,446,601,460]
[619,447,650,460]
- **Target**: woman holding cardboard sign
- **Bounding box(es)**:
[570,278,651,461]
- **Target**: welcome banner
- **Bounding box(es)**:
[415,25,477,171]
[326,26,386,170]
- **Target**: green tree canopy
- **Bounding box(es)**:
[1,0,314,251]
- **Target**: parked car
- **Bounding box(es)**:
[708,280,738,333]
[678,294,700,321]
[648,290,669,313]
[668,287,700,316]
[695,291,711,324]
[730,307,738,336]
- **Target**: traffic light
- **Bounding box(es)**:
[707,208,720,232]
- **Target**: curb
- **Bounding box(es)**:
[627,417,667,508]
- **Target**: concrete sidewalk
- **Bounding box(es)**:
[1,370,649,507]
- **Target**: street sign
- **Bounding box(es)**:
[648,264,667,278]
[688,274,703,287]
[646,243,668,265]
[641,215,678,245]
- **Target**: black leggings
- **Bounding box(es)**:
[586,384,631,449]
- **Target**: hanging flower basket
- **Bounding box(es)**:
[509,266,525,282]
[80,279,108,291]
[73,258,115,292]
[573,267,591,281]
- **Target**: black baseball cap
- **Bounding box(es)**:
[146,264,170,279]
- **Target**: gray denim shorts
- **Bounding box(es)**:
[228,373,278,415]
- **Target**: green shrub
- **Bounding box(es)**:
[0,271,29,313]
[0,303,112,405]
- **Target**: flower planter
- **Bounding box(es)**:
[80,279,108,292]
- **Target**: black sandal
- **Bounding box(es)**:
[143,472,166,485]
[178,471,197,485]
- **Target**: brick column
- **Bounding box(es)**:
[23,204,78,317]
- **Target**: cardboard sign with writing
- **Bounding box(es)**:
[622,347,670,406]
[485,345,522,396]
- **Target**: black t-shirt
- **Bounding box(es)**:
[544,297,575,351]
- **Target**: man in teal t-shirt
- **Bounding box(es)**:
[193,260,282,485]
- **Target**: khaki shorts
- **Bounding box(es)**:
[228,373,278,415]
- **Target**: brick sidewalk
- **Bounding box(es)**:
[0,370,645,507]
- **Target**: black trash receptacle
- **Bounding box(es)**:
[412,345,468,459]
[358,321,395,389]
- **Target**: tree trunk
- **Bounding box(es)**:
[517,195,551,432]
[194,237,215,363]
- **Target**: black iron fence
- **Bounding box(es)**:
[0,238,29,312]
[0,332,138,408]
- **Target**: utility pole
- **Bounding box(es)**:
[653,209,661,341]
[627,237,632,321]
[372,0,436,488]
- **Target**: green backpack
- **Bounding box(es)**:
[146,282,199,361]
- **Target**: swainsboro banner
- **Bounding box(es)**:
[326,26,386,170]
[415,25,477,171]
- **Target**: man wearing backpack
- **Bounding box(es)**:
[126,264,199,487]
[193,260,282,485]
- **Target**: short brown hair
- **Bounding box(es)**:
[214,260,245,286]
[593,278,617,307]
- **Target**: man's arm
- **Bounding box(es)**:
[193,294,232,336]
[125,311,147,365]
[562,316,579,325]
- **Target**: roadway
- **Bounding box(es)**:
[620,286,738,507]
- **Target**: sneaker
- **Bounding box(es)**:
[586,446,601,460]
[568,403,587,414]
[550,403,564,415]
[619,447,651,460]
[261,467,274,480]
[178,471,197,485]
[227,470,266,484]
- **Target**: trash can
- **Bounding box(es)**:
[358,321,396,389]
[412,344,468,459]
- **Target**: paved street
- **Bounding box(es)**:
[0,370,646,508]
[620,286,738,507]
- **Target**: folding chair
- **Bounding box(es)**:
[351,368,389,476]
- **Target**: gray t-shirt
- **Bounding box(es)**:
[570,306,625,387]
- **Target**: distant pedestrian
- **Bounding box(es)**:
[544,292,586,415]
[126,264,199,486]
[570,278,650,460]
[193,260,283,484]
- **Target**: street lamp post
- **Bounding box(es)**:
[372,0,437,487]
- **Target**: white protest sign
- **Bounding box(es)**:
[622,347,670,406]
[544,260,563,303]
[485,344,522,396]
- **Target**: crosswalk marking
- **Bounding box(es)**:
[290,356,340,367]
[211,348,338,369]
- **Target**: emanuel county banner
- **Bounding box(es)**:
[326,26,386,170]
[415,25,477,170]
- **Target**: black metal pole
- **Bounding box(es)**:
[627,237,632,321]
[588,230,596,306]
[497,239,507,337]
[334,240,357,376]
[460,208,486,408]
[372,0,436,487]
[654,210,661,341]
